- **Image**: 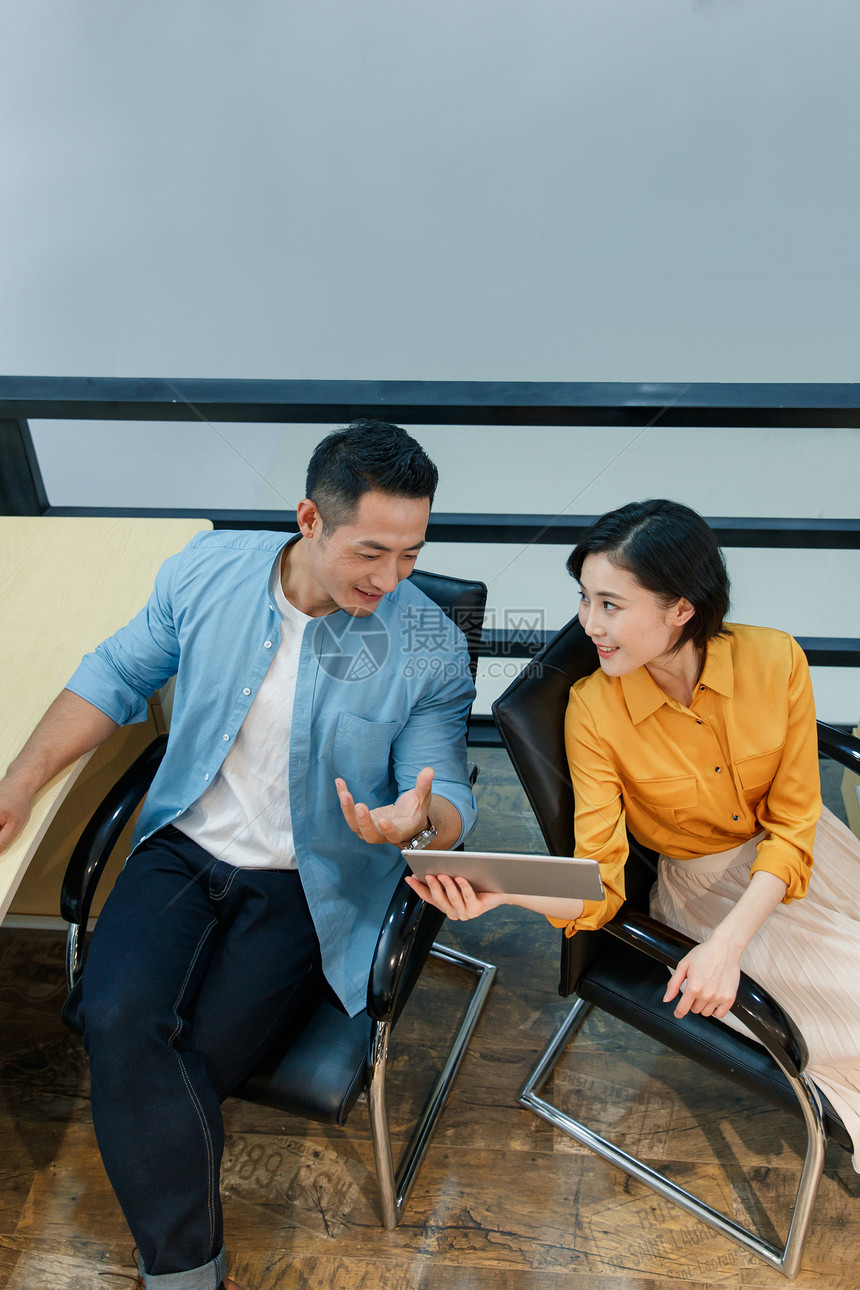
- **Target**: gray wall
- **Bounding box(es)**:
[2,1,858,718]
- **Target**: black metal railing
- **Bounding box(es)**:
[2,375,860,426]
[2,377,858,703]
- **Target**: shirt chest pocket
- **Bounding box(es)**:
[626,774,699,810]
[333,712,401,802]
[735,747,783,794]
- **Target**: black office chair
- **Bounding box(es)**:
[492,614,859,1278]
[61,568,496,1230]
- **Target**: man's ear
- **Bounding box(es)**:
[296,498,321,539]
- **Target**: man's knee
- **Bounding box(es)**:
[80,971,174,1056]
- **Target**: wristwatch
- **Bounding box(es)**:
[405,819,437,851]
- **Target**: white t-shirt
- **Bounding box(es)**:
[176,554,311,868]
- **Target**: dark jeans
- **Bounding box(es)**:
[75,827,322,1284]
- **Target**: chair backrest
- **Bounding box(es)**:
[492,614,598,855]
[373,568,487,1007]
[491,613,671,997]
[408,568,487,681]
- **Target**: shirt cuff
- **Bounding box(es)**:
[545,896,613,937]
[749,842,810,903]
[427,786,475,848]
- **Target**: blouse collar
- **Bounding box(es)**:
[619,628,735,724]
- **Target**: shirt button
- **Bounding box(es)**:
[264,640,272,649]
[175,810,181,816]
[732,814,739,821]
[243,687,251,695]
[715,766,721,773]
[699,684,706,691]
[204,773,210,781]
[223,733,230,741]
[696,719,703,725]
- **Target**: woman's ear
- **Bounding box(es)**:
[672,596,696,627]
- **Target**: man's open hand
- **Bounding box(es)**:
[336,766,435,846]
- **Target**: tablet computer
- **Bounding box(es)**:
[402,848,604,901]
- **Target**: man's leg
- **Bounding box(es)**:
[78,828,320,1287]
[183,863,324,1101]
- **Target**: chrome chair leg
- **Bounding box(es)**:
[66,921,84,993]
[367,942,497,1228]
[519,995,828,1279]
[368,1017,398,1229]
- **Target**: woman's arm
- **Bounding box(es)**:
[663,869,787,1018]
[403,684,621,930]
[665,631,823,1018]
[557,688,628,932]
[748,635,820,901]
[404,872,584,923]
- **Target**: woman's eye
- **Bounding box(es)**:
[603,601,617,612]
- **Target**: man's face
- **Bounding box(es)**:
[299,489,429,617]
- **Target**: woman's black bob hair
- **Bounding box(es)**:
[566,499,731,655]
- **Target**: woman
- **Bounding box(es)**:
[407,499,860,1168]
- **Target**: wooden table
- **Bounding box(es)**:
[0,516,210,923]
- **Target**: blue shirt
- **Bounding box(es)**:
[66,529,477,1016]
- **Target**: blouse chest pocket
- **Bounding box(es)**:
[626,774,698,809]
[735,746,783,792]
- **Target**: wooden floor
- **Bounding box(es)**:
[0,749,857,1289]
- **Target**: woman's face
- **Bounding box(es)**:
[577,552,693,677]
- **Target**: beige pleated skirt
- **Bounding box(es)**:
[650,806,860,1171]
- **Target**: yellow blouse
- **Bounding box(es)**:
[550,623,822,937]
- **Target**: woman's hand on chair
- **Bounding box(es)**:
[663,934,742,1020]
[664,870,787,1020]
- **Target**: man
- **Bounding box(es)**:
[0,420,477,1290]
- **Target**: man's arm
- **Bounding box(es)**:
[0,690,119,854]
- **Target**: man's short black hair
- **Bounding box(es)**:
[305,419,438,531]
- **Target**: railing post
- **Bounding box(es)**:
[0,419,48,515]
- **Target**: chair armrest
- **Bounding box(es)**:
[605,909,809,1076]
[817,720,860,774]
[60,735,167,927]
[366,871,445,1023]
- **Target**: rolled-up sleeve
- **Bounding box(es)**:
[65,548,184,726]
[750,636,820,902]
[547,686,629,936]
